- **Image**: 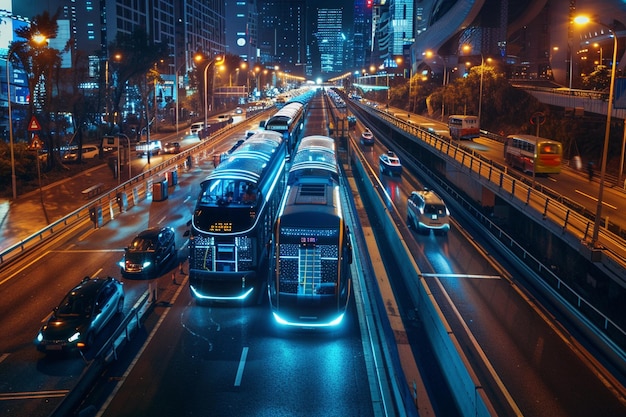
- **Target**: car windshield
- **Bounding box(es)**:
[424,204,446,215]
[129,237,156,252]
[57,292,91,317]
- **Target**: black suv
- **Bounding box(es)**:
[35,276,124,352]
[120,227,176,277]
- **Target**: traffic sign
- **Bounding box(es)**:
[28,133,43,150]
[28,115,42,131]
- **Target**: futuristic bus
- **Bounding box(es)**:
[269,135,353,327]
[264,101,306,155]
[188,130,287,302]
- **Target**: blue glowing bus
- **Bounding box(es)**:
[269,135,353,327]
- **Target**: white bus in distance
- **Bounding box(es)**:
[448,115,480,140]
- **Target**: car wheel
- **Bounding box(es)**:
[117,297,125,314]
[407,215,412,228]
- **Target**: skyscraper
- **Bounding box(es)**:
[389,0,414,56]
[257,0,306,76]
[315,8,344,75]
[353,0,373,70]
[225,0,258,65]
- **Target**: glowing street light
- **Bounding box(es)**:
[462,44,485,126]
[574,15,618,248]
[196,54,224,129]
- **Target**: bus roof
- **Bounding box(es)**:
[506,134,561,144]
[448,115,478,120]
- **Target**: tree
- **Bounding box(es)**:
[12,12,63,171]
[107,28,169,135]
[582,66,611,91]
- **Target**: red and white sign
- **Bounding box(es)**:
[28,116,41,131]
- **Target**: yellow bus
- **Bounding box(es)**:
[504,134,562,175]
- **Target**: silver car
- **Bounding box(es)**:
[407,189,451,235]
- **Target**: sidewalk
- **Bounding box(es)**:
[0,163,123,252]
[0,132,187,253]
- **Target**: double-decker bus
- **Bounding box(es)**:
[188,130,287,302]
[264,101,306,154]
[504,134,562,175]
[269,135,353,327]
[448,115,480,140]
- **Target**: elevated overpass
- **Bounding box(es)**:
[514,82,626,120]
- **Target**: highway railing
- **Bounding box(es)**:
[349,101,626,358]
[361,104,626,281]
[49,289,153,417]
[0,113,267,270]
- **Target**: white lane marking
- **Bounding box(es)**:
[420,273,501,280]
[96,277,189,417]
[575,190,617,210]
[234,347,249,387]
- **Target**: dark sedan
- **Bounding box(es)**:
[35,276,124,353]
[120,227,176,277]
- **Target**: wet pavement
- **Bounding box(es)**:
[0,133,180,253]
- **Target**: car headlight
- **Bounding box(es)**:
[36,332,43,342]
[68,332,81,343]
[143,261,152,268]
[118,260,125,268]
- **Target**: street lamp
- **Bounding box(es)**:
[574,15,618,248]
[6,34,47,200]
[462,45,486,126]
[199,55,224,129]
[425,50,449,119]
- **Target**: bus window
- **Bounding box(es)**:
[448,115,480,140]
[505,134,562,175]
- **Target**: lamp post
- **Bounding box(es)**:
[462,45,485,126]
[425,50,448,119]
[574,16,618,248]
[478,53,484,127]
[201,55,224,130]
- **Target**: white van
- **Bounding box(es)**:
[407,189,451,235]
[189,122,204,136]
[63,145,99,161]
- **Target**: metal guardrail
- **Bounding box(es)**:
[408,151,626,365]
[364,105,626,275]
[49,290,153,417]
[346,131,499,416]
[0,114,260,270]
[350,102,626,352]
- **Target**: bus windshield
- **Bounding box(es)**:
[539,143,560,154]
[198,178,259,206]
